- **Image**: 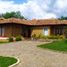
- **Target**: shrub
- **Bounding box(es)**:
[8,37,13,42]
[38,35,58,39]
[47,35,65,39]
[15,36,22,41]
[36,34,42,39]
[59,35,65,39]
[47,35,59,39]
[41,35,48,39]
[32,34,45,39]
[32,34,65,40]
[32,34,36,39]
[36,34,41,39]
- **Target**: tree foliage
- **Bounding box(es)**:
[0,11,25,19]
[59,16,67,20]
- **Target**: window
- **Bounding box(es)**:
[0,26,4,36]
[2,27,4,36]
[54,27,63,35]
[44,27,49,36]
[0,27,1,36]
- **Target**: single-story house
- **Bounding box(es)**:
[0,18,67,38]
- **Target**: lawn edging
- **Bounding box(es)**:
[9,57,20,67]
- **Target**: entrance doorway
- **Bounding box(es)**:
[28,28,31,37]
[22,27,32,38]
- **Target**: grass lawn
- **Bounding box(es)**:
[0,40,9,44]
[37,40,67,52]
[0,56,17,67]
[0,42,8,44]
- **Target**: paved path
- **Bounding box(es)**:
[0,41,67,67]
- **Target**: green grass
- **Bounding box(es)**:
[0,56,17,67]
[37,40,67,52]
[0,42,8,44]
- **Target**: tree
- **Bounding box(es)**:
[0,11,26,19]
[59,16,67,20]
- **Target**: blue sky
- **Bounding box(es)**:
[0,0,67,19]
[12,0,27,4]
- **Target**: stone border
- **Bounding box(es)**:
[9,57,20,67]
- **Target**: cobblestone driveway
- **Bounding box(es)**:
[0,41,67,67]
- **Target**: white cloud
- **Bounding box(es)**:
[0,0,67,19]
[54,0,67,9]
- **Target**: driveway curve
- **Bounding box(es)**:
[0,41,67,67]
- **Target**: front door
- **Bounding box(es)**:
[28,28,31,38]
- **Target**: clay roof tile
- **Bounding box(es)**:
[0,18,67,26]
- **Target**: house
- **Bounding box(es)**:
[0,18,67,38]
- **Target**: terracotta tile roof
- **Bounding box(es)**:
[26,19,67,25]
[0,18,67,26]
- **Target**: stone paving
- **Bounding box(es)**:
[0,41,67,67]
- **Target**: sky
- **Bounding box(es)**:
[0,0,67,19]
